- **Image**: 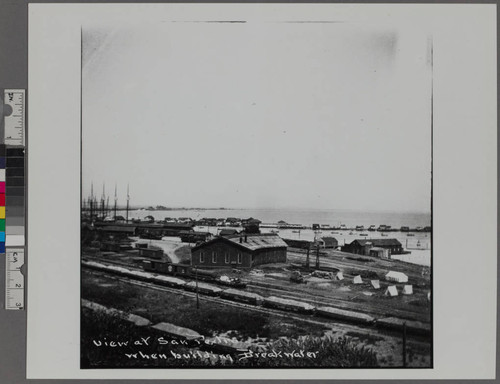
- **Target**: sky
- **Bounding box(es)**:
[82,22,432,212]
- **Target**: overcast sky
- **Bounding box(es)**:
[82,22,431,212]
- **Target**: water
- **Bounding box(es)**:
[113,208,431,266]
[116,207,430,228]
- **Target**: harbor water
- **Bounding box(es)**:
[114,208,432,266]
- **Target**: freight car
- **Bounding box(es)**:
[153,274,187,289]
[142,259,246,288]
[82,260,431,336]
[184,281,223,296]
[143,259,191,277]
[216,275,247,289]
[375,317,431,335]
[220,289,264,305]
[315,306,375,325]
[263,296,315,314]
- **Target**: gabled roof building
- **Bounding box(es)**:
[341,238,404,255]
[191,233,287,269]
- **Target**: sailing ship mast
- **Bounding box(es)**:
[126,183,130,223]
[114,183,117,221]
[89,182,93,221]
[101,183,105,220]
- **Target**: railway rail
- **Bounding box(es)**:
[82,260,431,336]
[83,253,430,322]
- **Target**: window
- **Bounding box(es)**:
[225,253,229,264]
[200,252,204,263]
[237,253,242,264]
[212,251,217,263]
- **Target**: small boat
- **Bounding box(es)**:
[292,230,300,233]
[381,233,388,237]
[360,233,368,236]
[349,232,354,235]
[407,233,415,237]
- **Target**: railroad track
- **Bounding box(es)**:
[288,250,430,282]
[83,254,143,269]
[245,283,429,322]
[82,268,431,345]
[84,268,357,330]
[83,255,430,323]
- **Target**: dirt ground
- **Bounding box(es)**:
[83,241,431,323]
[81,269,432,367]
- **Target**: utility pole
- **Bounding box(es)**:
[305,245,310,269]
[315,244,320,269]
[195,265,200,309]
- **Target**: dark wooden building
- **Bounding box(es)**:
[191,234,287,269]
[138,247,164,259]
[178,231,213,243]
[320,236,338,249]
[219,229,240,237]
[241,218,261,234]
[97,225,137,238]
[283,238,313,249]
[342,238,403,255]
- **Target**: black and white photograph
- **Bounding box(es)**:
[79,18,433,369]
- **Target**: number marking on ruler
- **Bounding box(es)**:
[5,249,24,310]
[4,89,25,146]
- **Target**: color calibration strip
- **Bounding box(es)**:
[0,145,6,254]
[5,146,25,247]
[3,89,25,310]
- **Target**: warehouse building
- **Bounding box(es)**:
[341,238,404,255]
[191,233,287,269]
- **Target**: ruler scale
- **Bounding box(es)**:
[4,89,25,146]
[5,249,24,309]
[2,89,26,310]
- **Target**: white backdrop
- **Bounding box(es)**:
[27,3,496,379]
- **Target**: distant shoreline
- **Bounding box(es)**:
[109,206,431,215]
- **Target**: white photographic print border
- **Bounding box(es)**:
[27,3,496,380]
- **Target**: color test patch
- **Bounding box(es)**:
[5,144,26,247]
[5,235,23,247]
[0,147,4,255]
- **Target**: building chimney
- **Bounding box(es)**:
[245,235,248,242]
[239,237,242,243]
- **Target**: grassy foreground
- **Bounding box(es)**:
[81,308,378,368]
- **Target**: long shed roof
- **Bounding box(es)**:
[192,233,287,252]
[351,238,402,247]
[98,226,136,233]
